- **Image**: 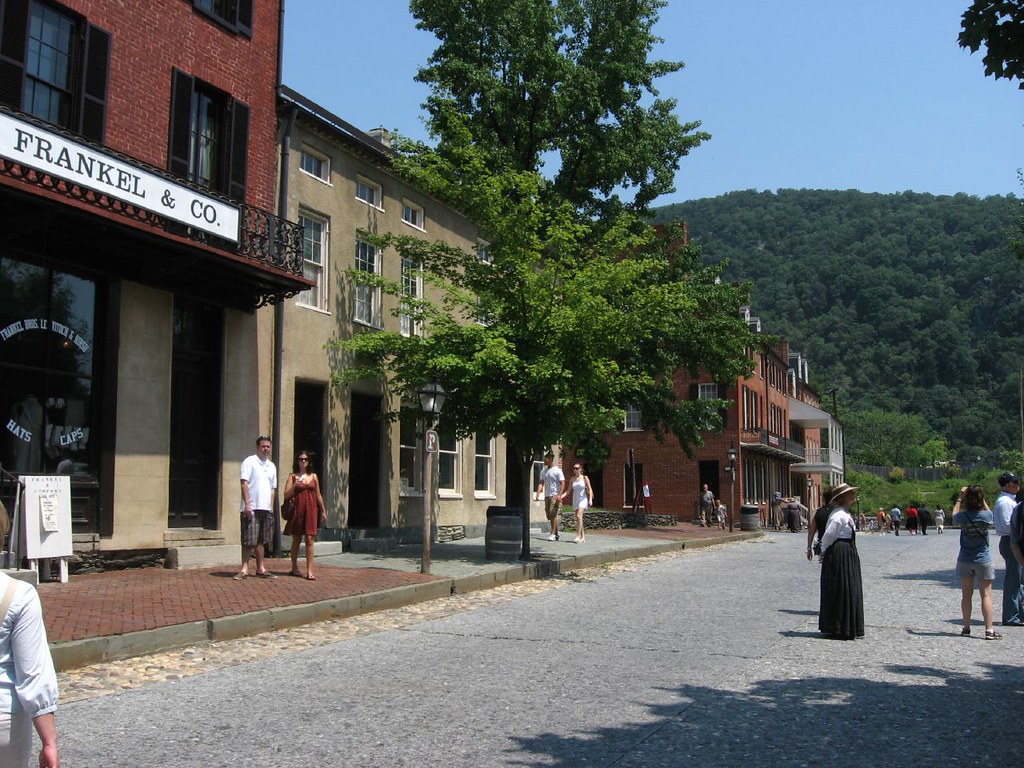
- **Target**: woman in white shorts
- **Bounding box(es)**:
[570,463,593,544]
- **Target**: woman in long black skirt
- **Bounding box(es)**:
[818,483,865,639]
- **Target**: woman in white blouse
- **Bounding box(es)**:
[818,483,865,640]
[0,573,59,767]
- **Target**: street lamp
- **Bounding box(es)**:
[726,444,737,532]
[417,381,446,574]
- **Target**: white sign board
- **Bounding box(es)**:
[21,475,73,560]
[0,111,240,242]
[425,429,439,453]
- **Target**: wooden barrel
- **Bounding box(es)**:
[485,506,522,561]
[740,504,760,532]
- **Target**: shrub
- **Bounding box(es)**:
[888,466,905,484]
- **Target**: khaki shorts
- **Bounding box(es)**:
[544,496,561,520]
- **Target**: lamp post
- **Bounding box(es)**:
[417,381,446,574]
[726,444,737,533]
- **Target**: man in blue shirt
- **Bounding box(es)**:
[994,472,1023,626]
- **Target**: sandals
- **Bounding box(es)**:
[985,629,1003,640]
[288,570,304,578]
[960,626,970,636]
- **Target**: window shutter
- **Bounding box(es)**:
[0,0,29,111]
[227,97,248,202]
[236,0,253,36]
[79,24,110,143]
[168,69,193,179]
[688,384,698,401]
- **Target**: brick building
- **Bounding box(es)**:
[579,307,845,524]
[0,0,306,560]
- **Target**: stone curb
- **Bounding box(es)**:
[49,532,760,671]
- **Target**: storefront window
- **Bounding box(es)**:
[0,259,96,477]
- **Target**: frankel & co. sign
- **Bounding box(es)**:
[0,111,240,243]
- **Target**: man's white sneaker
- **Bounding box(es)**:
[547,534,558,541]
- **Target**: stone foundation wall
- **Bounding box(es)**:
[558,510,677,531]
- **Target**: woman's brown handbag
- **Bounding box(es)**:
[282,495,295,521]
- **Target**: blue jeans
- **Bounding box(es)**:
[998,536,1024,625]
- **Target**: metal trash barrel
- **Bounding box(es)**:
[485,506,522,560]
[740,504,760,532]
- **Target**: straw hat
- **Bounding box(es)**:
[827,482,859,505]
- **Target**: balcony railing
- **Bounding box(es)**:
[741,428,805,459]
[238,205,304,275]
[799,447,842,468]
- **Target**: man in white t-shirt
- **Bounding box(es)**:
[236,435,278,580]
[536,452,567,541]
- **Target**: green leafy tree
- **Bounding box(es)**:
[844,409,943,468]
[333,0,756,556]
[959,1,1024,88]
[411,0,708,219]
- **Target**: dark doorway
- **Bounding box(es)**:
[348,392,381,528]
[698,459,720,502]
[168,298,222,528]
[292,381,325,474]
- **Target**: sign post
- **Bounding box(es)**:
[21,476,73,582]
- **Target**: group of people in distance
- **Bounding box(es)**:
[538,452,593,543]
[877,502,944,535]
[806,471,1024,642]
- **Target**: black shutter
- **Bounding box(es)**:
[0,0,29,111]
[168,69,194,179]
[236,0,252,37]
[79,23,110,143]
[688,384,698,401]
[227,97,248,202]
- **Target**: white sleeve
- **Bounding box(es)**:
[10,587,58,718]
[820,512,844,553]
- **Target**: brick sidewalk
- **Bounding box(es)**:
[38,558,440,643]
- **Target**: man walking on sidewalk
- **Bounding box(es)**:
[537,452,567,541]
[236,435,278,580]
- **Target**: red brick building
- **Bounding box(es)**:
[0,0,306,559]
[580,307,845,524]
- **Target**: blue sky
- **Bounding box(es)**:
[281,0,1023,205]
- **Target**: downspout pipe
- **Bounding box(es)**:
[272,87,299,556]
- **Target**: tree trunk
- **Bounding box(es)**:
[509,443,536,560]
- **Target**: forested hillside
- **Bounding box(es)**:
[653,189,1024,464]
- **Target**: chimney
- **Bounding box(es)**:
[366,127,390,147]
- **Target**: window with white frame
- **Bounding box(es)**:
[401,200,424,230]
[474,434,494,494]
[477,240,492,264]
[624,404,643,431]
[354,239,381,327]
[399,411,421,493]
[438,430,459,493]
[698,383,718,400]
[299,146,330,183]
[400,257,421,337]
[355,176,382,208]
[297,212,328,310]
